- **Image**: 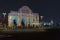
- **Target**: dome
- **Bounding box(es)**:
[18,6,32,13]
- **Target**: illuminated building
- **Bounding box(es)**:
[8,6,39,28]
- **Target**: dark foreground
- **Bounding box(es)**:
[0,28,60,40]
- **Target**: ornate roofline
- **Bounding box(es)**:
[18,6,32,13]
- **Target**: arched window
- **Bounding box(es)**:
[18,6,32,13]
[12,16,18,25]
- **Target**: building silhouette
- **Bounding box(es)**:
[8,6,39,28]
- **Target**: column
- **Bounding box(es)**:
[30,15,33,27]
[17,15,21,27]
[8,16,12,27]
[25,16,26,27]
[26,17,28,28]
[34,16,36,28]
[36,16,39,27]
[37,16,39,26]
[26,16,29,28]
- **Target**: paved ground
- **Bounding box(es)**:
[1,26,60,32]
[0,28,59,40]
[0,31,60,40]
[8,29,37,32]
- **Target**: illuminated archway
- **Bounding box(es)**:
[12,16,18,25]
[21,16,25,26]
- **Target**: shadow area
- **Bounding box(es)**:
[0,30,60,40]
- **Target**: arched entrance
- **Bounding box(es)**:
[13,19,17,26]
[12,16,18,26]
[21,16,25,27]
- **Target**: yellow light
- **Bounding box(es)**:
[9,16,12,20]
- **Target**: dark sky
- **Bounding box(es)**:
[0,0,60,23]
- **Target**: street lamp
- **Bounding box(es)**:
[2,13,6,29]
[40,16,44,27]
[3,13,6,18]
[50,20,54,24]
[50,20,54,27]
[40,16,44,20]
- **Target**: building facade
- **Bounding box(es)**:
[8,6,39,28]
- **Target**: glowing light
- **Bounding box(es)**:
[40,16,44,20]
[3,13,6,17]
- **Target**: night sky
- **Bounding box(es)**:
[0,0,60,23]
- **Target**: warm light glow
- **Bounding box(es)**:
[8,6,39,28]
